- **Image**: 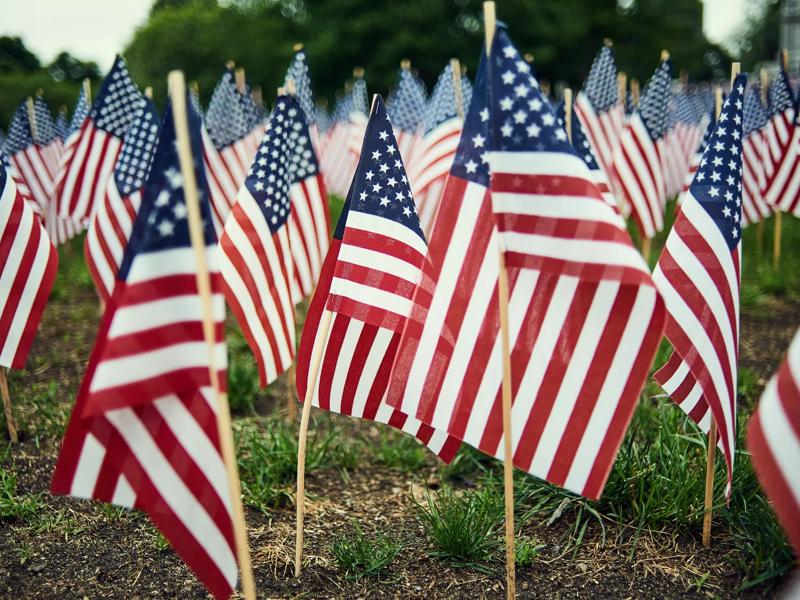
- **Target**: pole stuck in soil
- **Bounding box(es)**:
[167,69,256,600]
[0,369,18,444]
[482,2,516,598]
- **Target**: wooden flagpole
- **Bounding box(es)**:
[757,68,768,255]
[294,309,333,577]
[630,79,640,108]
[168,70,256,600]
[82,78,92,104]
[451,58,465,120]
[235,67,246,93]
[563,88,573,143]
[702,63,740,548]
[144,86,153,100]
[1,369,18,443]
[617,72,627,108]
[26,97,38,141]
[483,3,515,598]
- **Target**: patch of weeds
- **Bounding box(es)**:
[236,416,338,512]
[0,462,45,522]
[329,437,361,472]
[150,529,171,552]
[227,352,261,414]
[16,543,34,565]
[415,484,503,570]
[23,381,70,439]
[375,431,428,472]
[28,509,84,539]
[737,367,761,407]
[515,536,545,566]
[330,520,402,580]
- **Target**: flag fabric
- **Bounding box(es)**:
[51,93,238,599]
[654,75,747,496]
[4,101,57,217]
[296,95,459,461]
[679,108,713,200]
[54,109,69,141]
[747,327,800,553]
[407,62,472,234]
[762,67,795,209]
[388,30,665,499]
[741,86,773,225]
[386,67,427,163]
[665,93,703,198]
[54,56,144,224]
[0,164,58,369]
[84,99,160,303]
[319,94,357,197]
[574,45,625,189]
[281,48,331,298]
[557,99,617,208]
[218,96,299,387]
[612,59,672,239]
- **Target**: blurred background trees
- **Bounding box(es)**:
[0,0,784,129]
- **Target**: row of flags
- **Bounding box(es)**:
[1,24,798,598]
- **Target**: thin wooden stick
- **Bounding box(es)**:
[295,309,333,577]
[757,68,768,255]
[774,53,788,268]
[168,70,256,600]
[287,362,297,422]
[0,368,18,444]
[451,58,465,120]
[703,421,717,546]
[630,79,640,108]
[483,4,514,598]
[26,97,38,141]
[641,237,651,264]
[82,78,91,104]
[617,72,627,107]
[235,67,246,92]
[144,86,153,100]
[563,88,572,144]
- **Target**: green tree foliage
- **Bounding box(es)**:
[47,52,101,83]
[124,0,730,107]
[735,0,782,70]
[0,37,40,72]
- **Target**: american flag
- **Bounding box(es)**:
[667,92,704,197]
[54,109,69,141]
[84,99,160,303]
[762,66,795,208]
[386,66,427,163]
[407,62,472,234]
[556,98,617,208]
[51,93,239,599]
[0,164,58,369]
[218,96,298,387]
[654,75,747,496]
[296,95,459,461]
[574,45,625,190]
[54,56,144,224]
[319,93,356,197]
[388,30,665,499]
[741,85,773,224]
[613,58,672,239]
[203,67,258,230]
[747,326,800,554]
[281,49,331,298]
[4,99,59,217]
[346,77,370,167]
[679,107,713,200]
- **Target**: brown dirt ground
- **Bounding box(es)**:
[1,258,798,599]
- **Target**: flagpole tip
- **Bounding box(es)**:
[293,42,304,52]
[400,59,411,70]
[225,60,235,70]
[660,49,670,61]
[603,38,613,48]
[523,53,534,64]
[353,67,365,79]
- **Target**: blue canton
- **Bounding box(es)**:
[637,59,672,141]
[767,69,794,116]
[121,93,214,273]
[743,86,768,136]
[351,78,369,115]
[555,101,600,170]
[246,96,317,233]
[90,56,145,138]
[387,68,427,132]
[284,49,316,126]
[69,86,91,136]
[489,28,572,155]
[675,93,699,125]
[316,104,331,134]
[350,95,424,241]
[33,96,57,144]
[691,74,747,251]
[54,111,69,140]
[421,63,472,135]
[4,103,33,155]
[205,68,251,149]
[583,46,618,112]
[189,85,204,119]
[450,51,490,188]
[114,99,161,196]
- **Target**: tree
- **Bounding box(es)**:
[0,37,40,73]
[48,52,101,83]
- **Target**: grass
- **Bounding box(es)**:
[414,485,504,570]
[330,520,402,580]
[374,431,429,472]
[0,461,44,522]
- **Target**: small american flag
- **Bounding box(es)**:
[296,95,459,461]
[4,102,53,217]
[679,107,713,200]
[388,29,665,499]
[762,66,795,207]
[613,58,672,239]
[665,93,703,198]
[54,56,144,223]
[654,75,748,497]
[0,164,58,369]
[574,45,625,190]
[84,99,160,303]
[218,96,299,386]
[51,93,239,599]
[386,66,427,163]
[407,62,472,233]
[54,109,69,141]
[741,85,773,224]
[747,327,800,554]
